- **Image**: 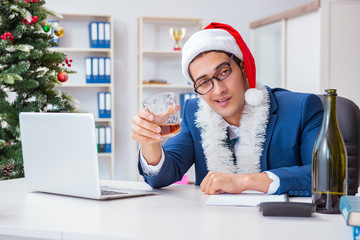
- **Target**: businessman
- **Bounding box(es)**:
[131,22,323,196]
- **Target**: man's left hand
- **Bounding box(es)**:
[200,171,273,195]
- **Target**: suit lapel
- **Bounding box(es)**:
[261,88,278,171]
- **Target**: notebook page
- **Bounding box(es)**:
[205,190,288,207]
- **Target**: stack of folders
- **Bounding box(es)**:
[85,57,111,84]
[89,21,111,48]
[95,126,111,153]
[47,20,59,46]
[339,195,360,240]
[98,92,111,118]
[180,93,199,118]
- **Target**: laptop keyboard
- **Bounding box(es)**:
[101,189,127,196]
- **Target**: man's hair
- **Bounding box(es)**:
[188,50,242,83]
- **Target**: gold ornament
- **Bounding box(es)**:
[54,26,65,37]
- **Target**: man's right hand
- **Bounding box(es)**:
[131,109,163,144]
[131,109,163,166]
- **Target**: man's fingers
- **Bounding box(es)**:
[131,124,162,143]
[200,171,224,195]
[131,110,162,144]
[201,171,218,194]
[132,115,161,134]
[200,171,213,192]
[138,109,155,122]
[131,131,161,145]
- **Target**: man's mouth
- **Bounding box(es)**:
[215,97,231,106]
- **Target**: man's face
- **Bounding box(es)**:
[189,52,248,126]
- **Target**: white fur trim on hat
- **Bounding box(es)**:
[245,87,265,107]
[182,29,243,84]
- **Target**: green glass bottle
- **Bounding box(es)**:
[312,89,348,214]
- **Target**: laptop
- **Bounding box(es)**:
[19,112,157,200]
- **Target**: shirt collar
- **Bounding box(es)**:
[227,124,240,140]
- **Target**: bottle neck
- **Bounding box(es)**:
[323,94,338,126]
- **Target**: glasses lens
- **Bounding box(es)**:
[216,64,232,80]
[195,78,213,95]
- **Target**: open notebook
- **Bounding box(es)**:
[205,190,288,207]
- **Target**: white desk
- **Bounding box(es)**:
[0,179,353,240]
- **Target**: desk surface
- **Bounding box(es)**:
[0,178,353,240]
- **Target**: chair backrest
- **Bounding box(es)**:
[317,95,360,195]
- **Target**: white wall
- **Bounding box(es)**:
[45,0,314,181]
[328,2,360,106]
[286,11,321,94]
[252,21,283,88]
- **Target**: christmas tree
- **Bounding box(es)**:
[0,0,77,180]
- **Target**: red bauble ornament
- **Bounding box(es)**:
[58,71,68,82]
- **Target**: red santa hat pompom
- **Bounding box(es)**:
[182,22,264,106]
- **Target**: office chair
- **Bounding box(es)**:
[317,95,360,195]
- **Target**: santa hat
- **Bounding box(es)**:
[182,22,264,106]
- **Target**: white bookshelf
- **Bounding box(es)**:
[136,16,203,181]
[137,16,204,108]
[50,13,115,179]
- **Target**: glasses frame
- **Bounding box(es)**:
[193,55,234,95]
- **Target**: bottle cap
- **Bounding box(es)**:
[325,89,337,96]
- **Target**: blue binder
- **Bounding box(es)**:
[105,57,111,83]
[98,57,105,83]
[104,22,111,48]
[92,57,99,83]
[85,57,92,83]
[89,21,98,48]
[105,126,111,153]
[180,93,190,118]
[180,93,198,118]
[105,92,111,118]
[98,22,105,48]
[98,92,106,118]
[353,226,360,240]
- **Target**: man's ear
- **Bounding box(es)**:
[240,61,246,76]
[239,61,248,87]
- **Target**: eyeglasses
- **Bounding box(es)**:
[194,55,233,95]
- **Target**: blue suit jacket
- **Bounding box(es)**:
[138,87,323,196]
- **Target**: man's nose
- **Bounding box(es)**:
[212,78,227,94]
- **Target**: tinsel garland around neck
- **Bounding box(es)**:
[195,83,270,174]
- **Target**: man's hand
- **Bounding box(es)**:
[200,171,273,195]
[131,109,163,166]
[131,109,162,145]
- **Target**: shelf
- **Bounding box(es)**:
[98,153,112,158]
[140,84,193,89]
[141,50,182,56]
[57,84,111,88]
[140,16,204,22]
[60,13,112,18]
[137,16,203,103]
[50,47,112,53]
[95,118,112,123]
[136,16,204,181]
